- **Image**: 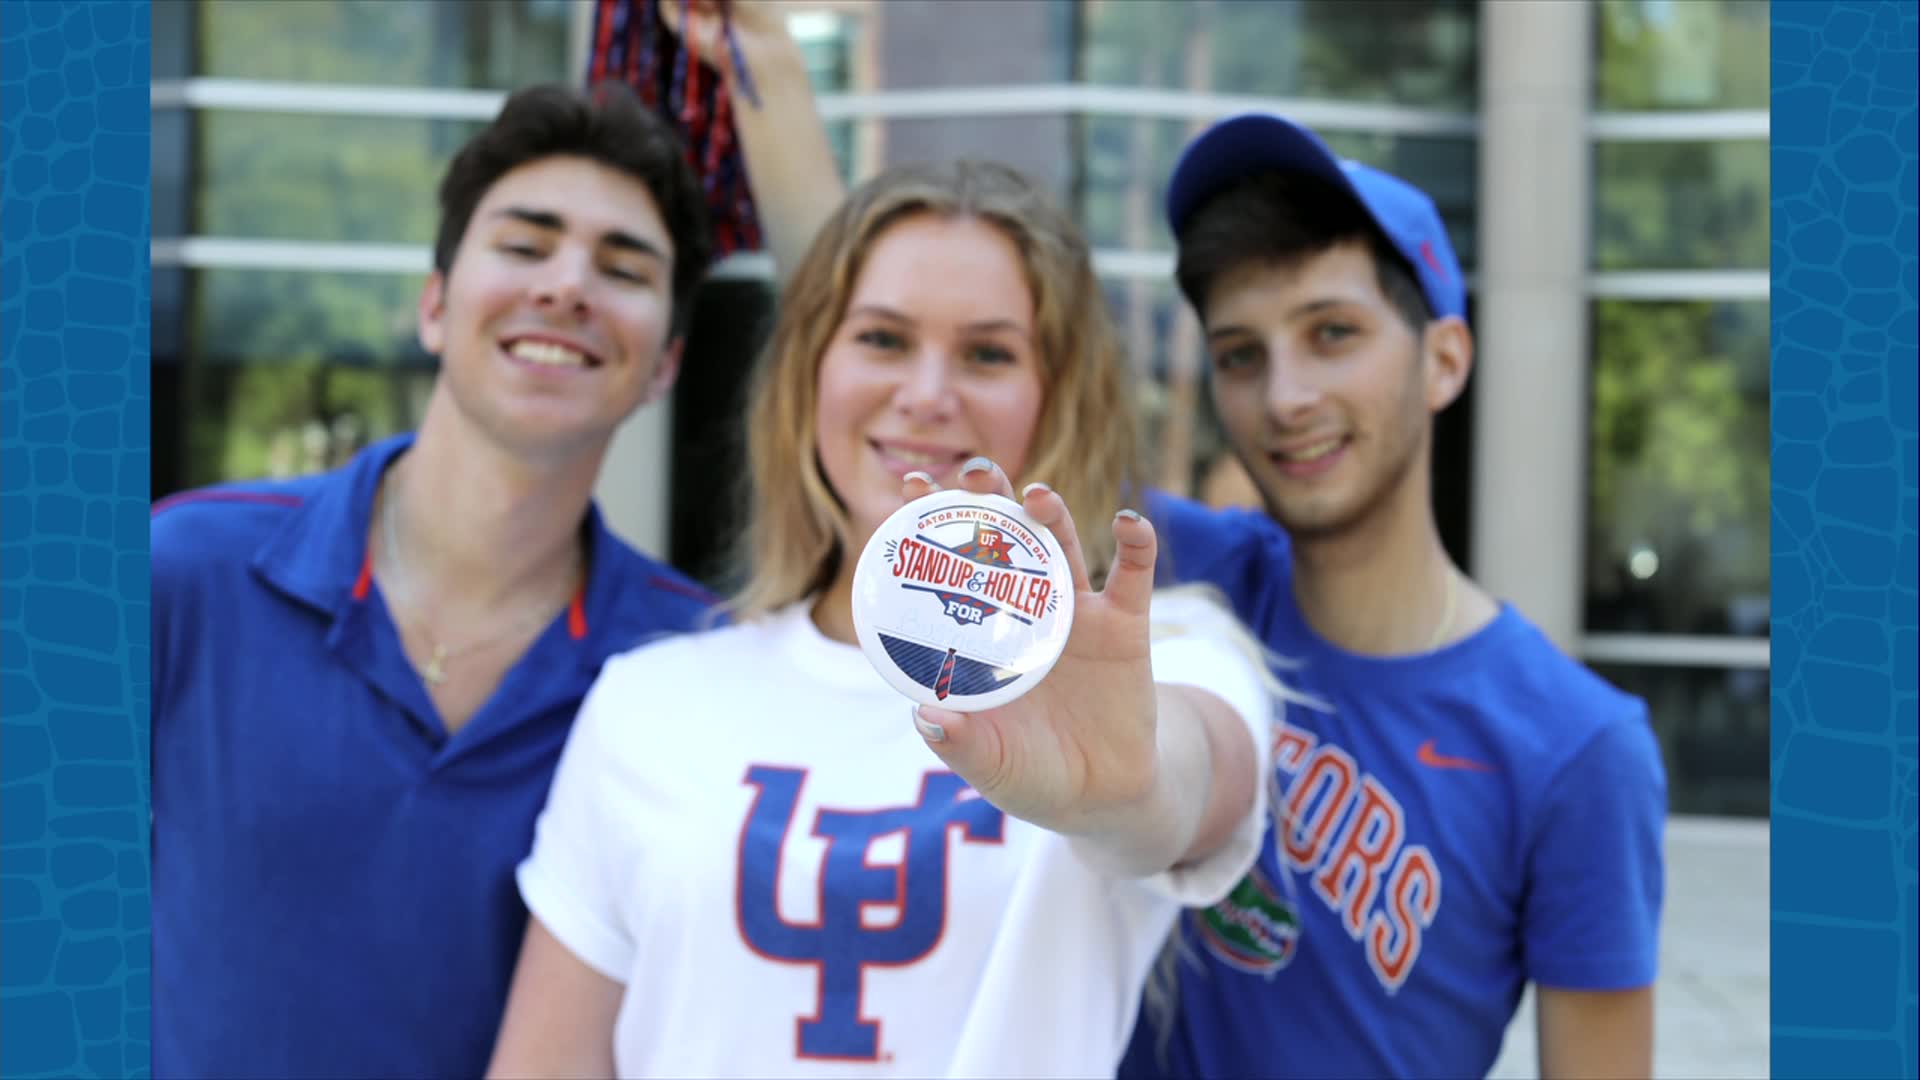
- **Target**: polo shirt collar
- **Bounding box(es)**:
[246,433,653,756]
[249,433,625,654]
[250,433,410,617]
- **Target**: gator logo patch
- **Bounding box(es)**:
[1191,864,1302,976]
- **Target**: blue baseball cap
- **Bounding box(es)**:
[1165,113,1467,320]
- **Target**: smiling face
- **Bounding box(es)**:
[418,154,683,461]
[813,213,1047,543]
[1203,240,1450,541]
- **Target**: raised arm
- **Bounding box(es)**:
[659,0,849,282]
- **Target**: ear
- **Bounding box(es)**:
[1422,316,1474,414]
[639,334,687,407]
[416,270,449,357]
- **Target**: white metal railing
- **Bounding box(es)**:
[146,78,1470,133]
[1578,633,1771,669]
[1587,270,1770,302]
[149,237,1770,303]
[1587,109,1770,141]
[149,77,1770,143]
[149,237,429,274]
[147,239,1155,280]
[144,238,765,280]
[150,79,502,120]
[148,77,1476,134]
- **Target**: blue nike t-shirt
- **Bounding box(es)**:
[151,434,722,1080]
[1123,493,1667,1080]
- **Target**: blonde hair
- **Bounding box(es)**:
[731,160,1140,617]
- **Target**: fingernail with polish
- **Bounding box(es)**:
[961,456,993,476]
[1022,481,1053,498]
[1116,508,1143,522]
[904,470,934,486]
[912,707,947,743]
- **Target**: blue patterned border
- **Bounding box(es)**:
[0,2,152,1077]
[1770,3,1919,1077]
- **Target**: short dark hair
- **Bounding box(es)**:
[1174,170,1431,335]
[433,81,713,339]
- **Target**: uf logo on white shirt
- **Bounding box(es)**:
[736,766,1005,1061]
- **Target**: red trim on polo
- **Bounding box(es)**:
[567,580,588,640]
[151,491,304,518]
[352,548,374,601]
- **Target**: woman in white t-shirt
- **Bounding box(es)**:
[485,159,1278,1079]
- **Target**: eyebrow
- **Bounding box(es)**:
[490,206,670,263]
[848,304,1030,337]
[1206,298,1355,340]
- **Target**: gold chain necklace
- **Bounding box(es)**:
[376,472,577,687]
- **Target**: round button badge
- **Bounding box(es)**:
[851,488,1076,712]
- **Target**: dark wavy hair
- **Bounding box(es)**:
[432,81,713,338]
[1175,169,1430,334]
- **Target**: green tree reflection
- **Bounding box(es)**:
[1587,301,1770,635]
[184,0,571,487]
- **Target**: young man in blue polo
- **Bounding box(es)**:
[152,83,721,1079]
[1121,115,1668,1078]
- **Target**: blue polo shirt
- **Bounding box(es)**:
[151,433,721,1080]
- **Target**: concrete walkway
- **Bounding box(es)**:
[1489,815,1772,1079]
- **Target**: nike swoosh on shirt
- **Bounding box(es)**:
[1417,738,1495,773]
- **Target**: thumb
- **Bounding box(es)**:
[912,704,1005,792]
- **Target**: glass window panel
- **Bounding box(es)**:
[195,112,486,244]
[765,116,1069,194]
[870,0,1073,89]
[183,360,435,490]
[1594,0,1770,111]
[785,0,1045,180]
[1077,119,1477,267]
[191,268,430,368]
[198,0,574,88]
[1594,140,1769,271]
[789,8,861,90]
[787,7,864,180]
[1590,663,1769,818]
[1080,0,1478,108]
[844,115,1076,198]
[182,266,434,489]
[1101,279,1242,504]
[191,5,879,246]
[1585,300,1769,637]
[155,0,195,80]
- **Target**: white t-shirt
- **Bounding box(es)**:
[517,590,1272,1078]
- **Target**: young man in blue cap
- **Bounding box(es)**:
[1120,114,1668,1079]
[147,65,842,1077]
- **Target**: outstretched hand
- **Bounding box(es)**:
[903,458,1161,839]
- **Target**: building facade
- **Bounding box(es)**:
[150,0,1771,816]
